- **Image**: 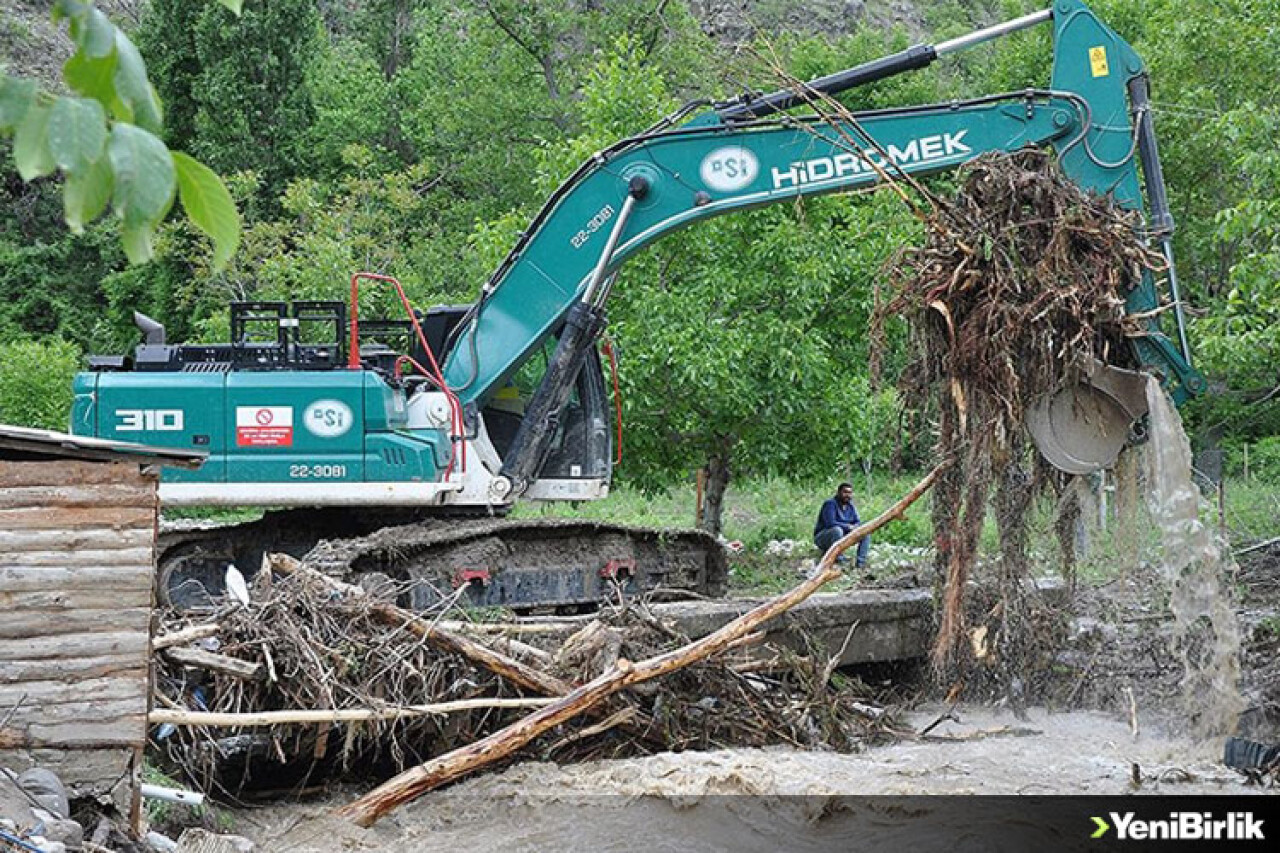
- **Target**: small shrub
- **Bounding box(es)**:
[0,338,81,430]
[1240,436,1280,484]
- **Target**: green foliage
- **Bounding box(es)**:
[2,0,1279,498]
[1238,437,1280,484]
[305,40,396,173]
[1,1,240,268]
[0,339,81,430]
[137,0,321,207]
[219,150,446,307]
[172,151,240,269]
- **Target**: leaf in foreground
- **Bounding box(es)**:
[14,103,56,180]
[174,151,242,270]
[109,123,176,264]
[64,155,114,233]
[47,95,107,173]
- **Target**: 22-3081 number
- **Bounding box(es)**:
[289,464,347,479]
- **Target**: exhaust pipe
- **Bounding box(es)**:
[134,311,166,346]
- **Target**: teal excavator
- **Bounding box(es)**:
[72,0,1203,609]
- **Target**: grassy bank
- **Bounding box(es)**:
[511,470,1280,593]
[511,473,935,550]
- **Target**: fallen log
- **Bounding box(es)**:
[149,697,554,727]
[336,463,942,827]
[164,647,262,681]
[153,623,221,651]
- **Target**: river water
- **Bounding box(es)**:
[1141,378,1243,736]
[242,706,1256,852]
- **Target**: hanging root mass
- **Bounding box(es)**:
[876,149,1167,690]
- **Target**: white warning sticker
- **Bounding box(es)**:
[236,406,294,447]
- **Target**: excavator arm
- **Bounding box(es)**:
[442,0,1203,492]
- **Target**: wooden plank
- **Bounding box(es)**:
[1,716,147,748]
[0,505,155,530]
[0,674,149,706]
[0,483,154,510]
[164,647,262,680]
[0,697,146,726]
[0,460,151,488]
[0,607,152,639]
[0,654,146,684]
[1,587,153,611]
[0,528,153,553]
[0,548,154,568]
[0,566,153,594]
[0,631,150,660]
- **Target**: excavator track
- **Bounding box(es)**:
[305,517,728,611]
[157,510,727,612]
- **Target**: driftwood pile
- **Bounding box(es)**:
[153,570,888,784]
[146,470,938,826]
[152,565,895,790]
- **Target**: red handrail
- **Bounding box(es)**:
[349,273,465,478]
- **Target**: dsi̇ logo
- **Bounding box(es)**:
[304,399,353,438]
[699,147,759,192]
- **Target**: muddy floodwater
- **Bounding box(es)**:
[237,706,1257,852]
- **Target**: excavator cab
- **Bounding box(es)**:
[481,336,612,484]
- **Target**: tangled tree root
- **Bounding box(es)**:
[875,149,1166,695]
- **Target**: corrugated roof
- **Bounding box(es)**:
[0,424,206,468]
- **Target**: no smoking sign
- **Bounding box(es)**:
[236,406,294,447]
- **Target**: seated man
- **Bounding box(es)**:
[813,482,870,568]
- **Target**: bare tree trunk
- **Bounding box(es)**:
[698,449,730,536]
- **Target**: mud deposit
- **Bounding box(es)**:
[233,707,1256,852]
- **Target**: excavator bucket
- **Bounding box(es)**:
[1027,359,1150,475]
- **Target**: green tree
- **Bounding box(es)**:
[1186,101,1280,441]
[0,339,82,430]
[138,0,322,205]
[0,0,240,267]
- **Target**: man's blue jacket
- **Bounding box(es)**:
[814,497,860,537]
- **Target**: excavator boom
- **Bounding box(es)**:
[444,0,1201,490]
